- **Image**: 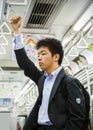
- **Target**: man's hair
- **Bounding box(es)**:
[36,38,64,65]
[65,66,72,71]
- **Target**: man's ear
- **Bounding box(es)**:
[54,54,60,62]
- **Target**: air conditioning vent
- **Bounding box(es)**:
[28,2,53,25]
[24,0,66,29]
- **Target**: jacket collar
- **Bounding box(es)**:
[49,68,65,103]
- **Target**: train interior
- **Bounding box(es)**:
[0,0,93,129]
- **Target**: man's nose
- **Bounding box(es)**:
[38,55,42,60]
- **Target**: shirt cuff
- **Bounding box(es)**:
[13,34,24,50]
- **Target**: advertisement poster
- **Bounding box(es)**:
[12,34,45,65]
[0,98,13,107]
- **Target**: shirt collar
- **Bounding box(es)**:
[44,66,62,78]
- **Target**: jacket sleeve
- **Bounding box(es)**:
[14,48,42,84]
[64,78,86,130]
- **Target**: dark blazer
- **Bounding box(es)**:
[15,48,86,130]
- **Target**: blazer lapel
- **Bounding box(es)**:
[49,68,65,103]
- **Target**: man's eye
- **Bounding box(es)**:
[42,53,46,55]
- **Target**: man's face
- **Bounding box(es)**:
[38,46,55,72]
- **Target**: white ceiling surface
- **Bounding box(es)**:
[0,0,92,64]
[0,0,93,108]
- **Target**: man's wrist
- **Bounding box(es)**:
[14,33,21,37]
[13,33,24,50]
[13,29,20,34]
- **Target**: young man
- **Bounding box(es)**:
[10,16,89,130]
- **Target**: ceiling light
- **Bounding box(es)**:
[9,0,27,5]
[73,3,93,31]
[0,22,11,35]
[0,35,8,45]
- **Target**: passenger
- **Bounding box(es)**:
[10,16,89,130]
[65,66,73,75]
[17,122,21,130]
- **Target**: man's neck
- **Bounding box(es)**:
[46,65,61,75]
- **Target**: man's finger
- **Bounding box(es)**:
[9,16,21,24]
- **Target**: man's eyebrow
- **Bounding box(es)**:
[38,50,46,54]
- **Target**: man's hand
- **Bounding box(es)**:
[10,16,22,34]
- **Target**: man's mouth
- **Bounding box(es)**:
[39,62,43,66]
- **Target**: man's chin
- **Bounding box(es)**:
[40,66,45,71]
